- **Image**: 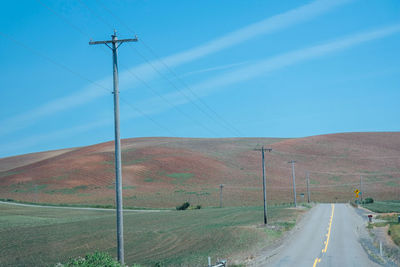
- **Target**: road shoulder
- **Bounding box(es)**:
[245,204,316,266]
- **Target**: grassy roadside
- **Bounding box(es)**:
[372,214,400,247]
[362,200,400,213]
[0,202,306,266]
[363,201,400,248]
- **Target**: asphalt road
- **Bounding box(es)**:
[266,203,381,267]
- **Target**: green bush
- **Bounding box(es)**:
[176,202,190,210]
[363,198,374,204]
[56,251,141,267]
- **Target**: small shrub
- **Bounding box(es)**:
[195,205,202,209]
[176,202,190,210]
[56,251,138,267]
[364,198,374,204]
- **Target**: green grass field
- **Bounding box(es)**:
[364,201,400,249]
[362,200,400,213]
[372,214,400,247]
[389,224,400,246]
[0,203,305,266]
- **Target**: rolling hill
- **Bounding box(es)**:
[0,132,399,208]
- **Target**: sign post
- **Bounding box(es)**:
[354,189,360,203]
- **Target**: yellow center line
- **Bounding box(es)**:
[313,204,335,266]
[312,257,320,267]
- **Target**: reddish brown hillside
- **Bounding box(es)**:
[0,148,76,172]
[0,133,399,208]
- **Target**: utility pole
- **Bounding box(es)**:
[89,31,138,265]
[219,184,224,208]
[254,146,272,225]
[306,171,310,203]
[360,175,363,203]
[288,160,297,207]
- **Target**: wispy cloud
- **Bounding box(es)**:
[180,61,250,77]
[154,0,353,67]
[0,0,352,137]
[6,23,400,157]
[134,24,400,112]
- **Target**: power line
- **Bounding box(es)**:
[124,45,225,136]
[0,30,176,137]
[31,0,188,137]
[272,149,400,160]
[35,0,93,38]
[142,46,245,136]
[40,0,222,137]
[266,180,389,190]
[128,44,243,137]
[0,31,106,91]
[77,0,114,32]
[94,0,244,137]
[119,98,177,137]
[262,163,400,177]
[119,66,222,137]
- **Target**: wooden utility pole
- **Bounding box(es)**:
[360,175,363,203]
[254,147,272,225]
[219,184,224,208]
[288,160,297,207]
[306,171,310,203]
[89,31,138,265]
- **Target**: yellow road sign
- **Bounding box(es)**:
[354,189,359,194]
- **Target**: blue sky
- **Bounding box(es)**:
[0,0,399,158]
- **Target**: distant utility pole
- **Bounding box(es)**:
[89,31,138,265]
[288,160,297,207]
[219,184,224,208]
[360,175,363,203]
[254,146,272,225]
[306,171,310,203]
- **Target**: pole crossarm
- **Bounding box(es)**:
[254,148,273,152]
[89,37,138,45]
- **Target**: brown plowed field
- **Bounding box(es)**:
[0,133,399,208]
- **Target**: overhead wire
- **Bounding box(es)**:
[265,163,400,177]
[116,65,222,137]
[32,0,182,136]
[134,43,244,137]
[265,180,391,190]
[93,0,244,137]
[271,149,400,160]
[9,2,400,187]
[36,0,92,38]
[69,0,223,137]
[0,30,177,137]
